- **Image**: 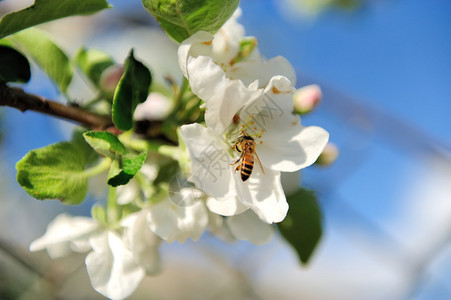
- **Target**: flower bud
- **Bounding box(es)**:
[99,64,124,95]
[315,142,339,167]
[134,92,172,121]
[293,84,322,115]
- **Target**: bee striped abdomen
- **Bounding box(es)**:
[240,157,254,181]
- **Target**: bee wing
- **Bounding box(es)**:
[254,151,265,175]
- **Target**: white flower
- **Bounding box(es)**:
[180,76,328,223]
[178,12,329,224]
[29,214,154,300]
[207,206,275,245]
[121,211,162,275]
[29,213,98,259]
[206,210,236,242]
[125,190,209,244]
[226,210,275,245]
[85,231,145,300]
[178,11,296,90]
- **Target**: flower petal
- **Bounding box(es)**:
[259,124,329,172]
[86,232,144,300]
[211,8,244,65]
[207,210,236,242]
[206,196,248,216]
[226,210,275,245]
[242,76,329,172]
[29,214,98,258]
[116,181,140,205]
[228,56,297,88]
[185,56,261,133]
[121,212,162,275]
[178,31,214,78]
[146,197,208,243]
[180,123,236,200]
[235,169,288,224]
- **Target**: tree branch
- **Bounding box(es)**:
[0,83,114,130]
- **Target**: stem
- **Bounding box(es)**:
[107,186,119,224]
[124,138,180,160]
[0,83,114,130]
[84,157,111,177]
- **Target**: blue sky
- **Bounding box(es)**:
[237,1,451,298]
[235,0,451,221]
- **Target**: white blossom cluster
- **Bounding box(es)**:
[29,9,328,300]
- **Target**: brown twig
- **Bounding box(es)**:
[0,82,114,130]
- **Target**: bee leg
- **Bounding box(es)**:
[231,151,244,166]
[234,164,241,173]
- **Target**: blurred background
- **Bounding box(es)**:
[1,0,451,299]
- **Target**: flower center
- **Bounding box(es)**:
[236,114,264,144]
[224,113,265,157]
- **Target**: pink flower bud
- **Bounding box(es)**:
[134,92,171,121]
[99,64,124,94]
[315,142,339,167]
[293,84,322,115]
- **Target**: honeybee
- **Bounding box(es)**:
[231,132,264,181]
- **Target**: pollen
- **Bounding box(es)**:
[202,40,213,45]
[272,86,281,94]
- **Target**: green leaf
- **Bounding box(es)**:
[7,28,73,93]
[112,50,151,131]
[0,45,31,83]
[107,152,147,187]
[277,189,322,265]
[142,0,240,42]
[83,131,127,159]
[71,130,100,165]
[16,142,88,204]
[74,47,114,87]
[0,0,111,39]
